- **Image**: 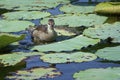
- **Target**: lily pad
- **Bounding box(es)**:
[0,33,25,49]
[55,28,76,36]
[60,4,95,14]
[0,0,70,10]
[0,20,34,32]
[83,22,120,43]
[2,11,51,20]
[96,46,120,61]
[6,67,61,80]
[31,35,100,52]
[95,2,120,14]
[40,52,97,63]
[0,52,44,66]
[73,67,120,80]
[41,14,107,27]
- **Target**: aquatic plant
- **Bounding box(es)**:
[95,2,120,14]
[0,20,34,32]
[73,67,120,80]
[40,52,97,63]
[2,11,51,20]
[55,28,76,36]
[83,22,120,43]
[60,4,95,14]
[41,14,107,27]
[0,52,44,66]
[0,33,24,49]
[31,35,100,52]
[96,46,120,61]
[6,67,61,80]
[0,0,70,10]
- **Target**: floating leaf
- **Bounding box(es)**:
[2,11,51,20]
[95,2,120,14]
[0,20,34,32]
[6,67,61,80]
[83,22,120,43]
[0,33,25,49]
[96,46,120,61]
[41,14,107,27]
[0,0,70,10]
[0,52,44,66]
[60,4,95,14]
[55,28,76,36]
[73,67,120,80]
[31,35,100,52]
[40,52,97,63]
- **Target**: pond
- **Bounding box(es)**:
[0,0,120,80]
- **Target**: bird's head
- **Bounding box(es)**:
[48,19,55,28]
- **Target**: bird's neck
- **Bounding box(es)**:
[47,24,54,33]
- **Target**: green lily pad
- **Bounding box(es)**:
[41,14,107,27]
[6,67,61,80]
[31,35,100,52]
[2,11,51,20]
[0,33,25,49]
[73,67,120,80]
[0,0,70,10]
[55,28,76,36]
[40,52,97,63]
[0,52,44,66]
[83,22,120,43]
[96,46,120,61]
[0,20,34,32]
[60,4,95,14]
[95,2,120,14]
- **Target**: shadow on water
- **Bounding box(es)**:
[0,46,15,54]
[0,9,12,15]
[0,61,26,80]
[104,16,120,24]
[81,40,120,53]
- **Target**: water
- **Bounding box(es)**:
[78,0,111,2]
[0,1,120,80]
[25,56,120,80]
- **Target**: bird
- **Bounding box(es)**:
[28,19,57,45]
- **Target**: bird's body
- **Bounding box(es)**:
[32,24,57,44]
[28,19,57,44]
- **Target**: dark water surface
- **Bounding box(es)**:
[25,56,120,80]
[0,1,120,80]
